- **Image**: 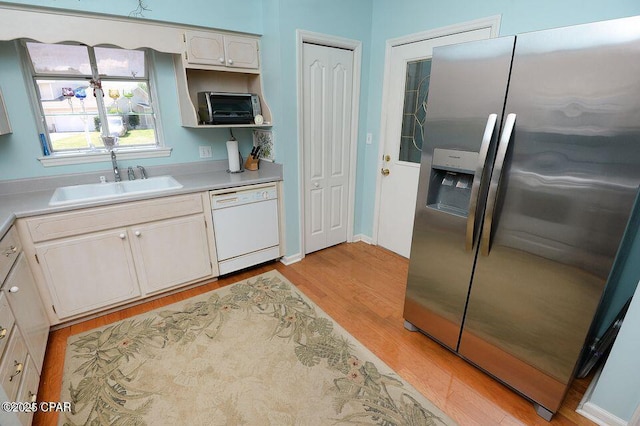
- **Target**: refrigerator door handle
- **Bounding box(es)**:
[480,113,516,256]
[466,113,498,251]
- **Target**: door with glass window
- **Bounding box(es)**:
[377,29,493,257]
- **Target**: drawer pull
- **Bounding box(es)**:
[3,245,17,257]
[0,328,6,339]
[9,361,23,382]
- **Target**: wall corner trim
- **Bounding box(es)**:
[280,253,303,266]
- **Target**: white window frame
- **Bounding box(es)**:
[19,40,171,167]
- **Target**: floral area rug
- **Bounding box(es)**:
[60,270,456,425]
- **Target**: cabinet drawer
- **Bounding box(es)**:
[16,356,39,426]
[0,327,29,402]
[0,226,21,283]
[25,193,204,243]
[0,293,15,358]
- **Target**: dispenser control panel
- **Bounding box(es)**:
[432,148,478,173]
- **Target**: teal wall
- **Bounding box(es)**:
[1,0,640,418]
[259,0,373,254]
[0,0,264,33]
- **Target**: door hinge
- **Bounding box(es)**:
[204,219,208,228]
[184,51,188,61]
[182,33,186,43]
[52,305,56,314]
[35,254,39,264]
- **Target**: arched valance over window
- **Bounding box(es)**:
[0,4,242,54]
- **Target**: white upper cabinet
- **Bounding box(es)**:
[224,35,260,69]
[184,31,259,70]
[176,30,271,127]
[0,88,11,136]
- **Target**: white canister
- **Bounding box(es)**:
[226,139,241,172]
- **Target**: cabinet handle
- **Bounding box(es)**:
[119,233,126,239]
[0,328,6,339]
[3,245,17,257]
[28,390,37,403]
[8,286,19,293]
[9,361,23,382]
[227,58,234,65]
[134,231,141,237]
[218,57,225,63]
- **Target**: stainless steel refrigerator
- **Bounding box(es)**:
[403,15,640,420]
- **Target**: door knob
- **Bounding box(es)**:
[227,58,234,65]
[381,168,390,176]
[135,231,141,237]
[219,57,225,63]
[314,182,319,188]
[119,233,126,239]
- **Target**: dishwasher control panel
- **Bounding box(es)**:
[211,186,278,209]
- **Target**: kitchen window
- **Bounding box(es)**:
[23,41,168,164]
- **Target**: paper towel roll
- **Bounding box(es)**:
[226,139,240,172]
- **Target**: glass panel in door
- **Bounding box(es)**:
[399,59,431,163]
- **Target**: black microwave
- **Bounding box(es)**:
[197,92,262,125]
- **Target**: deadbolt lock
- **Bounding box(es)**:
[383,154,391,162]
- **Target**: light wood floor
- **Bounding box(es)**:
[34,242,596,425]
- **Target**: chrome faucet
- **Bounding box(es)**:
[111,151,121,182]
[136,165,147,179]
[127,166,135,180]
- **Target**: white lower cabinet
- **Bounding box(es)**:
[21,193,217,323]
[130,215,212,295]
[35,228,141,319]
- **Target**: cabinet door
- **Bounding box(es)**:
[184,31,226,66]
[130,215,212,294]
[3,254,49,372]
[35,229,140,319]
[224,35,259,69]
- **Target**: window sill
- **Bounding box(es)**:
[38,147,172,167]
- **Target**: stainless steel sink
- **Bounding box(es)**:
[49,176,183,206]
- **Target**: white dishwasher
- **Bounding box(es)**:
[211,184,280,275]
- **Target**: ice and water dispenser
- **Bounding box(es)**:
[426,148,478,217]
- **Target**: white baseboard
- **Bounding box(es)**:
[280,253,302,265]
[577,402,627,426]
[352,234,373,244]
[280,237,372,265]
[577,368,628,426]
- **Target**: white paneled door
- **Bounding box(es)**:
[303,43,354,254]
[377,27,494,258]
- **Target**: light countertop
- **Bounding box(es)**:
[0,160,283,238]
